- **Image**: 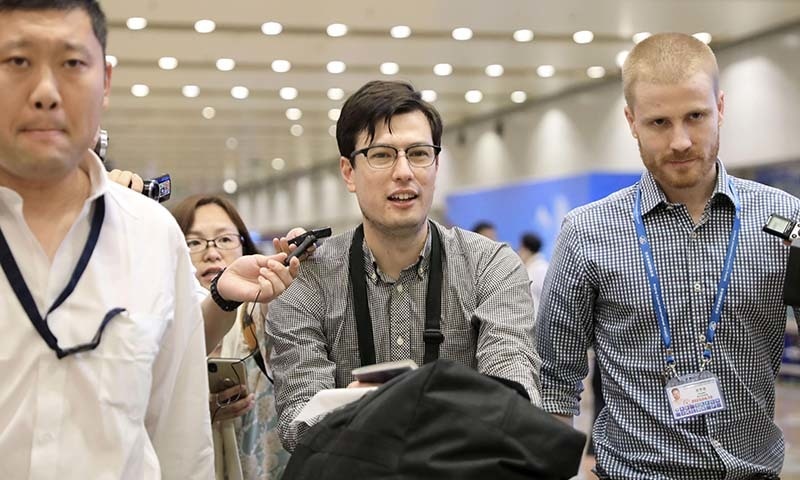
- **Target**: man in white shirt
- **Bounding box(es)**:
[0,1,298,478]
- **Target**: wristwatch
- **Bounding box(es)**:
[209,268,242,312]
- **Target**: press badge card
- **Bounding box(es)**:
[665,372,726,420]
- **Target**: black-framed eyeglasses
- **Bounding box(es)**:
[186,233,243,254]
[349,144,441,169]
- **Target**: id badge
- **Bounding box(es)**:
[665,371,726,420]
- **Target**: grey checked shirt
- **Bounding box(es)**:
[537,161,800,479]
[268,220,541,451]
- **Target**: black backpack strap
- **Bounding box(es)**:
[423,222,444,364]
[349,225,376,366]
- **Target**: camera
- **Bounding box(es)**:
[762,214,800,242]
[94,129,173,203]
[207,362,218,373]
[763,213,800,307]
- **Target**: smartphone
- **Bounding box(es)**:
[207,357,247,393]
[351,359,418,384]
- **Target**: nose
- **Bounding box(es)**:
[202,241,223,261]
[30,67,61,111]
[391,150,414,181]
[669,124,692,153]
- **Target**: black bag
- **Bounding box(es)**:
[282,359,586,480]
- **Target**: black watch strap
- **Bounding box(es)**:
[210,269,242,312]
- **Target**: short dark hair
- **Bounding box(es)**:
[471,221,495,234]
[171,194,260,256]
[520,233,542,254]
[0,0,108,53]
[336,80,443,165]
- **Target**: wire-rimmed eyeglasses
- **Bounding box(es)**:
[186,233,243,254]
[349,144,441,169]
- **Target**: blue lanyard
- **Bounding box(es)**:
[632,180,741,375]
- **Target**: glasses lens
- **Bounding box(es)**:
[215,234,241,250]
[186,238,205,253]
[406,146,436,167]
[366,146,397,168]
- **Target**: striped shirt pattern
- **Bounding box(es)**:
[268,221,541,451]
[537,161,800,479]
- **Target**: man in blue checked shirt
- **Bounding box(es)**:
[536,32,800,479]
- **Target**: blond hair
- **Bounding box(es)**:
[622,33,719,107]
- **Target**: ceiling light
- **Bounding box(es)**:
[130,84,149,97]
[327,23,348,37]
[222,179,238,194]
[380,62,399,75]
[513,29,534,42]
[328,108,341,121]
[201,106,216,119]
[290,124,304,137]
[586,66,606,79]
[194,19,216,34]
[216,58,235,71]
[390,25,411,39]
[573,30,594,44]
[326,60,346,74]
[158,56,178,70]
[327,87,345,100]
[231,86,249,99]
[693,32,712,44]
[126,17,147,31]
[433,63,453,76]
[328,125,337,137]
[510,91,527,103]
[286,108,302,121]
[632,32,651,44]
[615,50,629,68]
[421,90,437,102]
[485,64,504,77]
[105,55,118,67]
[261,21,283,35]
[464,90,483,103]
[452,27,473,41]
[226,137,238,150]
[272,157,285,171]
[536,64,555,78]
[279,87,298,100]
[182,85,200,98]
[271,59,291,73]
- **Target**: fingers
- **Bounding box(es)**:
[347,380,381,389]
[211,392,255,422]
[272,227,307,256]
[107,169,144,193]
[253,258,299,303]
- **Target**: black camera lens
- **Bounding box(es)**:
[208,363,218,373]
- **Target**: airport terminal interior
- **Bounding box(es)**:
[60,0,800,477]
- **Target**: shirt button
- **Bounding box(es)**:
[396,284,404,293]
[691,232,699,240]
[370,273,377,280]
[698,334,706,343]
[396,336,404,345]
[710,438,721,448]
[693,282,702,292]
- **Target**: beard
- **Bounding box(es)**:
[639,130,720,191]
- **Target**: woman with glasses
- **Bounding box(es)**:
[172,194,289,480]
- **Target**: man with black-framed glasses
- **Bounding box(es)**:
[268,80,542,451]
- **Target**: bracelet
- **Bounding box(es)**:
[209,268,242,312]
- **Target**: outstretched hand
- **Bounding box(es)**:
[273,227,317,260]
[217,253,299,304]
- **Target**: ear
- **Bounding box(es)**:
[102,60,113,109]
[340,156,356,193]
[716,90,725,127]
[624,105,638,139]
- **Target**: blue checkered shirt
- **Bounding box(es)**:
[537,161,800,479]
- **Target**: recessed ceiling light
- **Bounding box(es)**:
[182,85,200,98]
[226,137,238,150]
[286,108,303,121]
[380,62,399,75]
[328,108,341,121]
[231,86,249,99]
[261,21,283,35]
[290,124,304,137]
[573,30,594,44]
[421,89,437,102]
[328,125,337,137]
[216,58,235,71]
[536,64,555,78]
[201,106,216,119]
[272,157,285,170]
[327,87,345,100]
[433,63,453,76]
[222,179,238,194]
[485,64,504,77]
[326,60,346,74]
[327,23,348,37]
[632,32,651,44]
[452,27,473,41]
[586,66,606,78]
[130,84,149,97]
[615,50,629,68]
[271,59,291,73]
[464,90,483,103]
[158,56,178,70]
[126,17,147,31]
[513,29,534,42]
[105,55,118,67]
[279,87,298,100]
[194,19,216,34]
[693,32,712,44]
[510,91,527,103]
[390,25,411,39]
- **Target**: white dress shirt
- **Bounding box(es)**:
[0,154,214,479]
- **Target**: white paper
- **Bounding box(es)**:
[292,387,378,423]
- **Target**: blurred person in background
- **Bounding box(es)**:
[471,220,498,240]
[517,232,549,307]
